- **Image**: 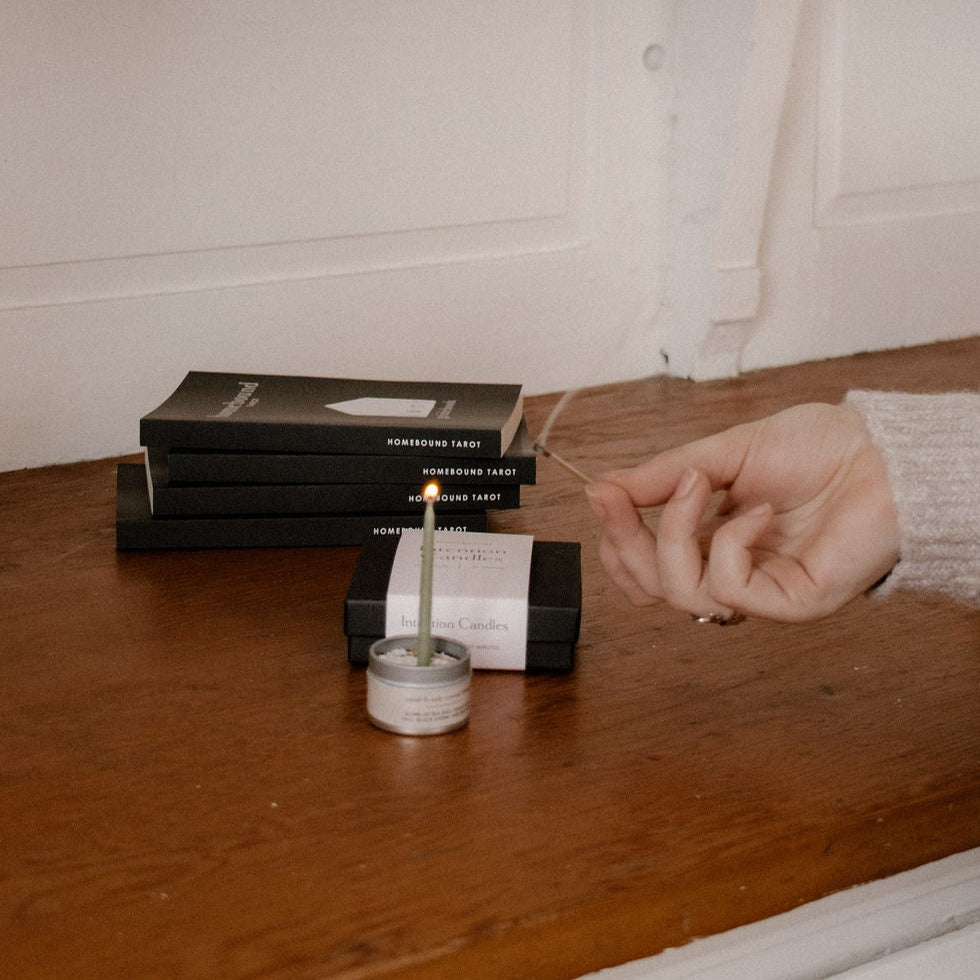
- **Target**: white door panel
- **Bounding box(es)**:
[738,0,980,373]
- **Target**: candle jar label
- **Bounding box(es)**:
[366,637,471,736]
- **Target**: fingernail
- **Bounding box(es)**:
[584,484,606,520]
[675,468,698,499]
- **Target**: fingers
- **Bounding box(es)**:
[589,468,738,618]
[704,502,835,622]
[602,423,756,508]
[585,479,662,605]
[590,470,792,620]
[705,502,777,610]
[586,404,890,622]
[654,468,731,618]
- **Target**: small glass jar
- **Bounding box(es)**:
[366,635,471,735]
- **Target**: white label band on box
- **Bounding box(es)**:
[385,530,534,671]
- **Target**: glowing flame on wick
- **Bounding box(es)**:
[422,481,440,503]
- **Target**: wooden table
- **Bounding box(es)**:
[2,340,978,979]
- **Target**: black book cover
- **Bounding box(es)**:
[144,449,521,516]
[116,465,488,550]
[151,418,537,486]
[140,372,524,458]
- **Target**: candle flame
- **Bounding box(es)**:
[422,481,440,502]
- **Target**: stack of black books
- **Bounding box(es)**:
[116,371,534,549]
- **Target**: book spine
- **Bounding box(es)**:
[159,451,535,486]
[117,512,490,549]
[139,419,507,458]
[146,482,521,516]
[117,464,490,549]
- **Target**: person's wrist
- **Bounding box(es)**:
[850,408,901,580]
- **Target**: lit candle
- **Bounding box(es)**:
[415,481,440,666]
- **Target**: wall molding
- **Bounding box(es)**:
[0,214,589,312]
[815,0,980,228]
[1,1,593,313]
[709,0,803,347]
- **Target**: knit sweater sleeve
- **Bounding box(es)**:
[845,390,979,606]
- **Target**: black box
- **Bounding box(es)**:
[344,537,581,671]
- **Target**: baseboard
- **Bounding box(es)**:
[580,847,980,980]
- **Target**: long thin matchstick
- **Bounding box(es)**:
[533,442,594,485]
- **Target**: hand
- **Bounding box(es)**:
[585,403,900,622]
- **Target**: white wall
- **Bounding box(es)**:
[1,1,675,471]
[3,1,977,471]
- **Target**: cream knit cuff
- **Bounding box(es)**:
[845,390,979,607]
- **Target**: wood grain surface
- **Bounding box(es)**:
[2,339,978,979]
